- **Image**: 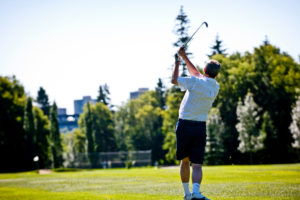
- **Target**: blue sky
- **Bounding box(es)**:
[1,0,299,113]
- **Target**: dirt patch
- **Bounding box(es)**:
[38,169,52,175]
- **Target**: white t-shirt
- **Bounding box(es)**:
[177,75,220,121]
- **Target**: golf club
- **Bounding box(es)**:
[176,21,208,60]
[183,21,208,48]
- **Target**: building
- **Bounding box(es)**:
[57,108,79,132]
[74,96,97,115]
[58,96,97,132]
[130,88,149,99]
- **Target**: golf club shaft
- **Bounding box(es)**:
[183,21,208,48]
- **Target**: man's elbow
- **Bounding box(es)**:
[171,78,178,85]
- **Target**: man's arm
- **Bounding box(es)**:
[171,54,180,85]
[178,47,202,77]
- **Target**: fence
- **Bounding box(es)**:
[63,150,152,168]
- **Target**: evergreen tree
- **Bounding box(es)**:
[290,95,300,148]
[33,107,51,168]
[50,102,63,168]
[83,102,95,166]
[155,78,166,109]
[37,87,50,116]
[97,84,112,109]
[208,34,227,58]
[173,5,191,77]
[236,92,264,163]
[260,111,277,162]
[23,97,35,170]
[205,108,225,165]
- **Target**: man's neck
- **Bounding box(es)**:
[203,73,214,79]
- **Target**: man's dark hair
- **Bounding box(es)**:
[204,60,221,78]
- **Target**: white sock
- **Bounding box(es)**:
[182,182,190,195]
[192,183,200,194]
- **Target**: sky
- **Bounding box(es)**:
[1,0,300,114]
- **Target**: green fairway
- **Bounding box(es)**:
[0,164,299,200]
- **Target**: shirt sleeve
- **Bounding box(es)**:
[177,76,196,91]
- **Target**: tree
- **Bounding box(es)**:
[73,128,86,154]
[208,34,227,58]
[114,91,165,163]
[97,84,112,109]
[0,76,27,172]
[37,87,50,116]
[50,102,63,168]
[79,102,95,166]
[61,131,75,167]
[134,94,164,163]
[290,95,300,148]
[155,78,166,109]
[236,92,264,163]
[78,102,117,166]
[246,43,300,162]
[212,41,300,164]
[205,108,225,165]
[173,5,191,77]
[33,106,51,169]
[92,102,117,152]
[162,87,184,164]
[114,104,131,151]
[23,97,35,170]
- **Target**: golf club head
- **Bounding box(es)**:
[203,21,208,28]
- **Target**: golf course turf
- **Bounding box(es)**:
[0,164,299,200]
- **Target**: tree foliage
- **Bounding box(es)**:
[213,42,300,163]
[236,92,264,163]
[97,84,112,109]
[173,6,191,77]
[37,87,50,116]
[50,102,63,168]
[205,108,225,165]
[290,95,300,148]
[23,97,35,169]
[0,76,26,172]
[208,34,227,58]
[78,101,117,166]
[162,87,184,164]
[114,91,165,163]
[33,106,51,168]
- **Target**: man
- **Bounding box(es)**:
[171,47,221,200]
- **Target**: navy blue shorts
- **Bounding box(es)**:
[175,119,207,164]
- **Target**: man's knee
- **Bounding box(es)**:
[181,157,190,165]
[192,163,202,169]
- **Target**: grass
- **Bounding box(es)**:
[0,164,299,200]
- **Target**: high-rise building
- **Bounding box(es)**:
[130,88,149,99]
[74,96,97,114]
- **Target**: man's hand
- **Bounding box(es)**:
[175,53,181,62]
[178,46,202,77]
[178,47,186,58]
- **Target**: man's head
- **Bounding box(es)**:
[204,60,221,78]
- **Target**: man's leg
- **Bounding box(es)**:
[191,163,202,194]
[180,157,191,197]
